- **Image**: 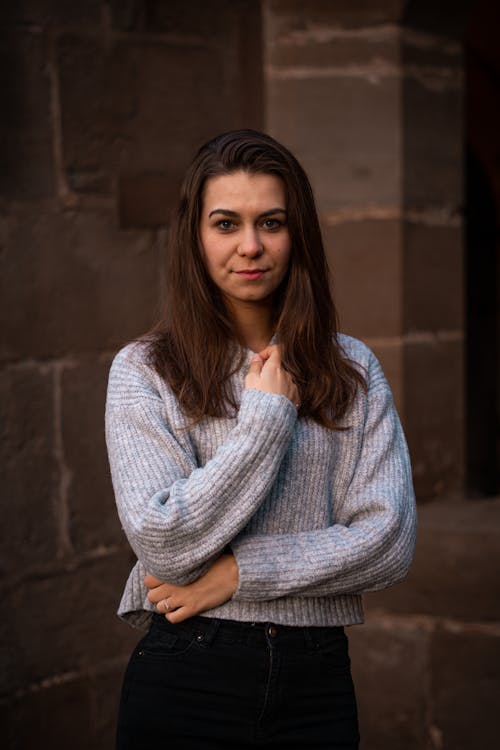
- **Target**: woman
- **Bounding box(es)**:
[106,129,417,749]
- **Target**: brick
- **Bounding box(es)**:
[403,221,464,333]
[1,550,138,697]
[324,219,402,339]
[0,366,58,573]
[349,620,430,749]
[267,75,401,214]
[265,0,406,33]
[0,205,158,361]
[430,628,500,750]
[119,172,180,229]
[61,358,125,553]
[0,30,54,200]
[364,496,500,621]
[402,336,464,498]
[403,77,463,210]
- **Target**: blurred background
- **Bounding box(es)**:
[1,1,499,748]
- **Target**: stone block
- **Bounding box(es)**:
[0,205,158,361]
[0,366,58,573]
[0,1,102,27]
[267,75,401,214]
[111,0,255,33]
[403,221,464,333]
[403,77,463,210]
[430,627,500,750]
[58,13,262,194]
[348,619,431,749]
[403,336,464,498]
[364,496,500,621]
[4,676,94,750]
[61,358,125,553]
[265,0,405,33]
[1,550,138,697]
[0,30,54,200]
[119,172,180,229]
[267,22,399,70]
[324,219,402,339]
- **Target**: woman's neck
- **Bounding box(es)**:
[227,299,274,354]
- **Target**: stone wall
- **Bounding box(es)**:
[1,1,499,748]
[1,2,262,746]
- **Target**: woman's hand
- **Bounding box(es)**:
[244,345,299,407]
[144,553,239,624]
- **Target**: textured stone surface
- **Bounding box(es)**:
[2,676,94,750]
[403,336,464,498]
[403,222,464,333]
[324,219,402,339]
[119,173,179,229]
[58,7,262,194]
[1,550,138,697]
[0,1,102,26]
[0,366,58,573]
[403,77,463,210]
[265,0,406,32]
[364,497,500,621]
[430,627,500,750]
[61,357,125,552]
[0,30,54,200]
[267,75,401,214]
[0,205,158,361]
[349,620,431,749]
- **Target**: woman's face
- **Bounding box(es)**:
[199,171,291,313]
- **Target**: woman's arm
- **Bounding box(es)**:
[229,352,417,601]
[105,344,297,584]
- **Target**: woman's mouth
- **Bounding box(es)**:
[234,269,267,280]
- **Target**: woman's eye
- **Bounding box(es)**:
[263,218,281,230]
[216,220,235,231]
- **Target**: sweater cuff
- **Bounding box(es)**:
[231,534,280,602]
[238,388,297,443]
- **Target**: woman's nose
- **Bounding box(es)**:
[237,228,263,256]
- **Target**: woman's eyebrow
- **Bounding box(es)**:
[208,208,287,219]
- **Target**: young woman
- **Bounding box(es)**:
[105,129,417,749]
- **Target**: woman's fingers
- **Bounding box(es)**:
[244,344,298,404]
[144,573,163,589]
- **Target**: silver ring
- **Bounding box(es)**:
[162,599,170,612]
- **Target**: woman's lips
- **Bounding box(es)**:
[234,269,267,280]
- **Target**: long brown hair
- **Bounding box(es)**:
[146,129,367,428]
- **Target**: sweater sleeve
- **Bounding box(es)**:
[105,346,297,584]
[230,351,417,601]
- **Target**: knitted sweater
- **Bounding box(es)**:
[105,334,416,630]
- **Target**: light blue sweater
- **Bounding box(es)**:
[105,334,416,630]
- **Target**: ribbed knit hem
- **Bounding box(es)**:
[118,593,364,631]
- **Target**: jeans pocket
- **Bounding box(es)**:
[135,622,198,661]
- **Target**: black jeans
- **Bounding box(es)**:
[116,613,360,749]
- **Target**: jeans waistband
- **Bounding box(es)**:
[151,613,345,651]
